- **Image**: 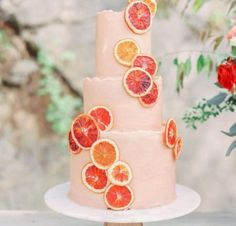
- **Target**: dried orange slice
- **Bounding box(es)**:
[88,106,113,132]
[104,184,134,210]
[114,39,140,67]
[82,163,108,193]
[68,131,82,155]
[164,119,178,149]
[107,161,133,186]
[139,81,158,107]
[173,137,183,160]
[90,139,119,170]
[71,114,99,150]
[132,54,158,76]
[123,67,153,97]
[128,0,157,16]
[125,1,152,34]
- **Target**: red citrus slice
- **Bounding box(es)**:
[173,137,183,160]
[125,1,152,34]
[68,131,82,155]
[82,163,108,193]
[132,54,158,76]
[139,81,158,107]
[114,39,140,67]
[90,139,119,170]
[128,0,157,16]
[71,114,99,150]
[164,119,178,149]
[107,161,133,186]
[104,184,134,210]
[123,67,153,97]
[88,106,113,132]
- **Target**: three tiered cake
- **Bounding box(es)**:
[67,0,183,211]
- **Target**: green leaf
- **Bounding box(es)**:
[176,63,185,93]
[207,92,228,105]
[205,56,214,76]
[197,54,205,73]
[184,57,192,76]
[221,123,236,137]
[226,140,236,156]
[227,0,236,14]
[212,36,224,51]
[173,58,179,66]
[193,0,203,12]
[231,46,236,56]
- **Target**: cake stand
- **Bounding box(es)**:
[45,182,201,226]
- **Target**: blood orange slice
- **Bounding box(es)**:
[68,131,82,155]
[90,139,119,170]
[114,39,140,67]
[128,0,157,16]
[82,163,108,193]
[71,114,99,150]
[132,54,158,76]
[104,184,134,210]
[139,81,158,107]
[123,67,153,97]
[88,106,113,132]
[164,119,178,149]
[125,1,152,34]
[173,137,183,160]
[107,161,133,186]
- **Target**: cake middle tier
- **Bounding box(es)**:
[83,76,163,131]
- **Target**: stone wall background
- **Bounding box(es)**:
[0,0,235,212]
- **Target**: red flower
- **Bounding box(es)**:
[217,60,235,93]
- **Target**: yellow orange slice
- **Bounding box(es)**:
[164,119,178,149]
[90,139,119,170]
[104,184,134,210]
[82,163,109,193]
[107,161,133,186]
[173,137,183,160]
[114,39,140,67]
[88,106,113,132]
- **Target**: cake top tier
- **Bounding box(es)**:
[96,10,152,78]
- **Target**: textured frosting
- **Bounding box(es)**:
[69,129,176,209]
[83,76,163,131]
[96,10,151,77]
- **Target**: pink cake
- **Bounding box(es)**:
[68,2,182,211]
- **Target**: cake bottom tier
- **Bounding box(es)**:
[68,129,176,209]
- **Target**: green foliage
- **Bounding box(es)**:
[0,29,11,63]
[212,35,224,51]
[193,0,204,12]
[183,93,236,129]
[173,57,192,93]
[37,48,82,136]
[226,140,236,156]
[221,123,236,137]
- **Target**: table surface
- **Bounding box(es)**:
[0,211,236,226]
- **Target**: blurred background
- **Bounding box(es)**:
[0,0,235,212]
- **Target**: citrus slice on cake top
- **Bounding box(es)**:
[82,163,108,193]
[128,0,157,16]
[88,106,113,132]
[132,55,158,77]
[173,137,183,160]
[125,1,152,34]
[114,39,140,67]
[164,119,178,149]
[68,131,82,155]
[71,114,99,150]
[104,184,134,210]
[90,139,119,170]
[139,81,158,107]
[123,67,153,97]
[107,161,133,186]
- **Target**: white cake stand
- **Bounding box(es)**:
[44,182,201,226]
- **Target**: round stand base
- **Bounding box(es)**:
[45,183,201,224]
